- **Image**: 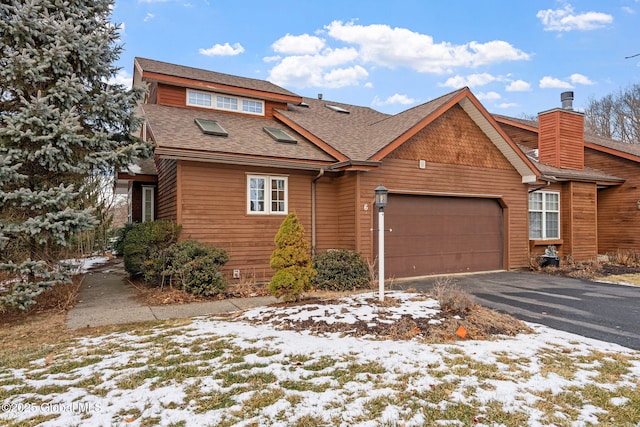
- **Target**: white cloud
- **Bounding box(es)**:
[476,91,501,101]
[505,80,532,92]
[199,42,245,57]
[539,76,574,89]
[569,73,595,85]
[143,13,155,22]
[272,34,325,55]
[439,73,498,89]
[372,94,417,106]
[499,102,518,109]
[537,4,613,32]
[324,21,530,74]
[266,21,529,90]
[364,82,374,88]
[268,48,365,88]
[107,70,132,88]
[622,6,635,14]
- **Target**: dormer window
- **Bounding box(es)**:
[186,89,264,116]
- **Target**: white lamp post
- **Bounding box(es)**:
[374,185,388,302]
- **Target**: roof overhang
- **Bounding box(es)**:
[141,71,301,105]
[457,95,540,184]
[155,147,336,171]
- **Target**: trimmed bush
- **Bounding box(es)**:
[121,221,181,277]
[312,249,371,291]
[269,213,316,302]
[160,240,229,296]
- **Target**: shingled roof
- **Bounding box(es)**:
[142,104,335,164]
[277,89,465,161]
[135,57,300,99]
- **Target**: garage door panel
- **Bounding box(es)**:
[381,195,503,277]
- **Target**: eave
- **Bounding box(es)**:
[584,142,640,163]
[141,71,302,105]
[155,147,336,171]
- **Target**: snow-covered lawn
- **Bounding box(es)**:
[1,292,639,427]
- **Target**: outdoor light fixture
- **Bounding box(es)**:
[374,185,388,209]
[374,185,388,301]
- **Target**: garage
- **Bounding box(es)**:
[380,194,503,278]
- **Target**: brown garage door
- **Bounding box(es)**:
[379,195,503,278]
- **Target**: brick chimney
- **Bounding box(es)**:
[537,91,584,170]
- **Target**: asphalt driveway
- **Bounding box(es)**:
[394,271,640,350]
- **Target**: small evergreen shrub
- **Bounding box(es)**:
[269,213,316,302]
[160,240,229,296]
[138,240,229,295]
[122,221,181,277]
[312,249,371,291]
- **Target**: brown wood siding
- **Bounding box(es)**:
[585,148,640,252]
[568,181,598,260]
[176,162,315,282]
[157,83,185,107]
[155,83,287,118]
[538,110,584,169]
[155,158,177,221]
[389,104,514,170]
[499,123,538,150]
[313,172,358,252]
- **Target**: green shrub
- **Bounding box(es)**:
[269,213,316,302]
[312,249,371,291]
[122,221,181,277]
[160,240,229,296]
[113,222,137,256]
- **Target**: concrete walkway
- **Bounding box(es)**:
[66,259,277,329]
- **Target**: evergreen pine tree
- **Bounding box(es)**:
[0,0,152,310]
[269,213,316,302]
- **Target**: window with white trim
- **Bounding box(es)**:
[186,89,264,116]
[247,175,287,214]
[529,191,559,239]
[142,186,155,222]
[187,91,212,107]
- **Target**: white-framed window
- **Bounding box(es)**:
[529,191,559,239]
[187,90,212,107]
[247,175,287,214]
[142,186,155,222]
[216,95,238,111]
[186,89,264,116]
[242,99,263,114]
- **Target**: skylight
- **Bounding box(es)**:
[264,127,297,144]
[325,104,350,114]
[195,118,228,137]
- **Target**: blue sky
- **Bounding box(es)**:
[111,0,640,117]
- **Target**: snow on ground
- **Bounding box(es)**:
[1,292,639,427]
[58,256,111,274]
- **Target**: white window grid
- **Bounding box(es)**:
[186,89,264,116]
[529,191,560,239]
[247,175,287,214]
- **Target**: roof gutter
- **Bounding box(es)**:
[155,148,334,171]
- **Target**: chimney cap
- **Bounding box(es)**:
[561,91,574,110]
